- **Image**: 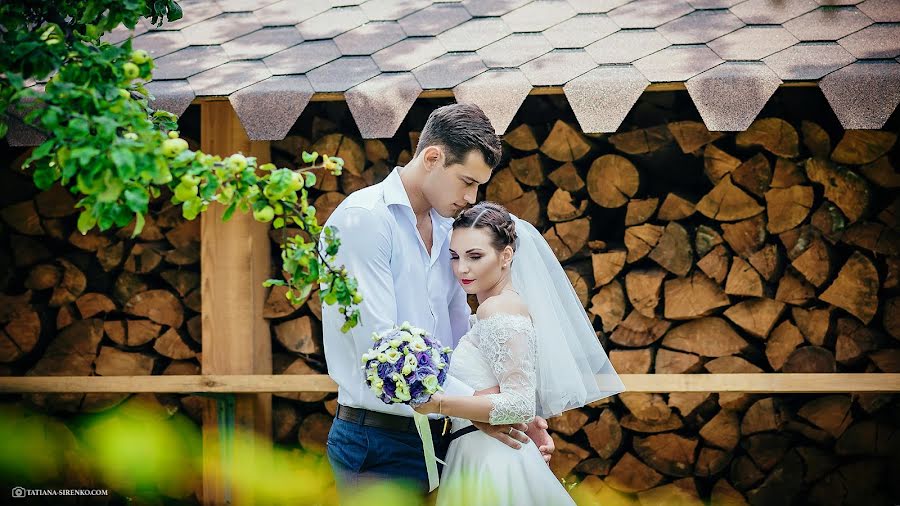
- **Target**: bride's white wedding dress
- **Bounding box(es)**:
[436,313,576,506]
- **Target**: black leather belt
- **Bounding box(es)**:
[336,404,450,436]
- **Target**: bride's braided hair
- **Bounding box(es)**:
[452,202,517,252]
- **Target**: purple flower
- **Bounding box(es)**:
[377,362,393,379]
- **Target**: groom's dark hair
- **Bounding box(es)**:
[414,103,502,169]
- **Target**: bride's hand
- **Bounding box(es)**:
[412,393,443,415]
[525,416,554,465]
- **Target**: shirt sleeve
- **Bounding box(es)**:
[448,283,472,348]
[321,206,397,369]
[480,317,538,425]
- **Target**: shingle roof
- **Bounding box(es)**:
[11,0,898,145]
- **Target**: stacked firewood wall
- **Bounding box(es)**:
[266,98,899,504]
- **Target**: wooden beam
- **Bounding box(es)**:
[200,101,273,506]
[2,374,898,394]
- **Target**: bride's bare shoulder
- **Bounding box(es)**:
[476,291,530,320]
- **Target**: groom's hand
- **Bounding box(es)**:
[473,386,529,449]
[525,416,554,465]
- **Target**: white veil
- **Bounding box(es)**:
[509,215,625,418]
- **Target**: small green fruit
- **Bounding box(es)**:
[253,206,275,223]
[168,130,179,139]
[123,62,140,80]
[130,50,150,65]
[174,183,196,202]
[161,138,188,157]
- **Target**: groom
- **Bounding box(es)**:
[321,103,554,497]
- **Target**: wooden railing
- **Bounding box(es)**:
[2,373,899,394]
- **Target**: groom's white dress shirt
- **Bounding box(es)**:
[321,167,474,417]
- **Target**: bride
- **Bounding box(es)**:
[414,202,625,505]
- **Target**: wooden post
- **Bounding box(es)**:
[200,101,273,505]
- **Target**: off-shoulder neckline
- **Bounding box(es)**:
[471,312,533,325]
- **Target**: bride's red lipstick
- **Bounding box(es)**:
[461,279,474,285]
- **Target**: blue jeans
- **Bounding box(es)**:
[327,417,433,498]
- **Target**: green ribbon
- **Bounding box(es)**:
[412,412,442,492]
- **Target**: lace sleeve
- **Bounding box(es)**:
[478,314,538,425]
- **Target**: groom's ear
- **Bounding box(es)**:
[422,145,444,171]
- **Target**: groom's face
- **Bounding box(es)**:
[422,147,492,218]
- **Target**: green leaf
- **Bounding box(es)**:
[304,172,316,187]
[222,201,237,222]
[262,279,286,288]
[77,210,97,234]
[301,151,318,164]
[273,217,284,229]
[131,212,145,238]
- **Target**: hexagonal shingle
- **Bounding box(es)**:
[413,53,488,89]
[857,0,900,22]
[132,31,189,59]
[229,76,314,140]
[656,9,745,44]
[153,46,229,80]
[221,26,304,60]
[707,25,799,60]
[217,0,281,12]
[454,69,533,134]
[762,42,855,79]
[297,6,368,40]
[461,0,531,17]
[520,49,598,86]
[399,3,472,36]
[360,0,431,20]
[346,73,422,138]
[263,40,341,75]
[566,0,631,13]
[820,61,900,128]
[187,60,272,96]
[255,0,330,26]
[688,0,743,7]
[181,12,262,45]
[305,56,380,92]
[501,1,577,32]
[729,0,819,24]
[608,0,694,29]
[784,6,874,41]
[563,65,649,132]
[633,44,724,82]
[334,21,407,55]
[159,0,222,30]
[437,18,511,52]
[685,62,782,131]
[478,33,554,68]
[838,23,900,59]
[543,15,620,49]
[586,29,671,63]
[373,37,447,72]
[145,79,196,117]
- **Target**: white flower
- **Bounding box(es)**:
[399,331,413,341]
[392,373,407,388]
[377,353,388,363]
[404,353,418,370]
[400,321,412,331]
[409,339,428,352]
[422,374,439,393]
[389,339,402,349]
[384,348,402,363]
[377,342,390,353]
[369,378,384,396]
[442,346,452,354]
[371,333,381,342]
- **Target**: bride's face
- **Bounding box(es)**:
[448,227,513,295]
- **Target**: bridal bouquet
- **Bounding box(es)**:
[360,322,452,491]
[361,322,451,406]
